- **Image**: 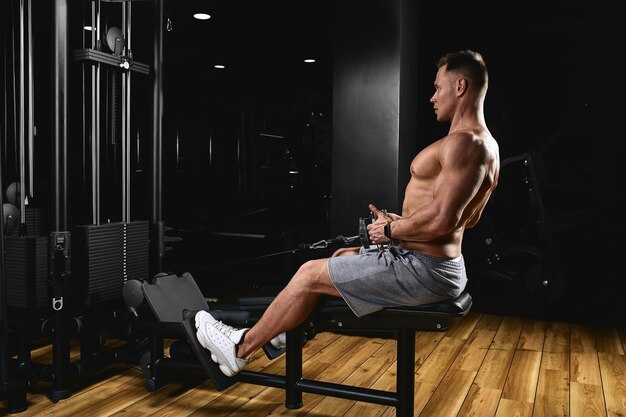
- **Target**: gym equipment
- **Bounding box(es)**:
[72,221,149,306]
[5,182,20,206]
[126,267,471,417]
[2,203,19,234]
[105,27,125,56]
[463,151,592,310]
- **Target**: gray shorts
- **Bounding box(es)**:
[327,245,468,317]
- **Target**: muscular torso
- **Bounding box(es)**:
[399,132,499,258]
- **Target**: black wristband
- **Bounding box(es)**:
[384,221,392,239]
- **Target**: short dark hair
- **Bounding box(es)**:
[437,50,488,92]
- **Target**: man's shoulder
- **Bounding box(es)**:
[443,128,495,149]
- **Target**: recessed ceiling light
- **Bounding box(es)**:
[193,13,211,20]
[214,64,225,69]
[304,58,316,63]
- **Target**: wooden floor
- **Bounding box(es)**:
[3,310,626,417]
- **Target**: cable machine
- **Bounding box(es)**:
[2,0,159,412]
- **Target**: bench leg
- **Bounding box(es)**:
[285,327,303,409]
[397,328,416,417]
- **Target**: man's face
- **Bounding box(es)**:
[429,65,456,122]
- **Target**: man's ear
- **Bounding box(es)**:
[456,78,468,97]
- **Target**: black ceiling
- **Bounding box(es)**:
[161,0,333,94]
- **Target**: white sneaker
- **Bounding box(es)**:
[270,332,287,349]
[195,310,249,377]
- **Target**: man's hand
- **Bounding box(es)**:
[367,204,400,245]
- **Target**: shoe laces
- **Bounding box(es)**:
[213,320,237,337]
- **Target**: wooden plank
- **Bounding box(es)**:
[420,369,476,417]
[35,368,147,417]
[571,352,602,386]
[500,350,542,404]
[314,334,368,366]
[414,336,466,414]
[302,331,341,362]
[305,339,396,416]
[305,395,356,416]
[475,313,504,332]
[342,340,396,387]
[457,348,515,417]
[343,401,388,417]
[570,382,607,417]
[169,380,251,416]
[533,352,569,417]
[110,379,213,416]
[192,351,338,417]
[189,384,268,416]
[267,337,389,416]
[543,322,570,353]
[517,319,547,351]
[232,357,334,417]
[570,323,597,354]
[598,352,626,417]
[416,336,466,385]
[618,326,626,354]
[17,366,140,417]
[445,311,482,340]
[452,344,489,372]
[466,328,498,351]
[473,349,516,390]
[492,317,525,350]
[457,386,503,417]
[595,326,625,355]
[415,330,445,366]
[495,398,533,417]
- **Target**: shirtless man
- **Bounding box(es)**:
[194,50,500,377]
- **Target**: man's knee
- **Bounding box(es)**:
[292,258,337,295]
[332,247,359,257]
[295,258,327,281]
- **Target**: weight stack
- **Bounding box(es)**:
[4,236,49,309]
[72,221,149,306]
[6,207,48,237]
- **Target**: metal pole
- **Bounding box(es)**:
[92,0,101,225]
[151,0,163,274]
[126,1,131,221]
[121,5,127,222]
[50,0,71,401]
[27,0,34,201]
[18,0,25,231]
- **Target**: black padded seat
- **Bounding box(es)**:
[310,293,471,331]
[237,291,471,331]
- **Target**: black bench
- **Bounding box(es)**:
[128,272,472,417]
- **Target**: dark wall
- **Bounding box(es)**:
[331,0,416,235]
[412,0,625,319]
[2,0,624,312]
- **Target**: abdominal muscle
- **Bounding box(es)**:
[397,177,486,260]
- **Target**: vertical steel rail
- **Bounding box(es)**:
[151,0,164,274]
[92,0,101,225]
[18,0,25,231]
[121,1,132,222]
[27,0,34,201]
[121,6,127,222]
[50,0,71,401]
[126,2,131,221]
